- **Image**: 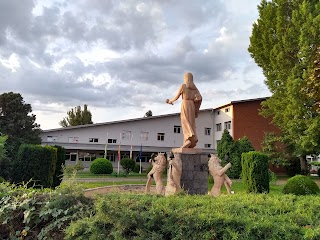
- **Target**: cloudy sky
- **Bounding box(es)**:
[0,0,269,130]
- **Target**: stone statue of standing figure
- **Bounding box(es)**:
[166,72,202,148]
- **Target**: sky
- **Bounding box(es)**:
[0,0,270,130]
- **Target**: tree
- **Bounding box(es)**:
[60,104,93,127]
[144,110,153,118]
[0,134,7,162]
[248,0,320,171]
[0,92,41,160]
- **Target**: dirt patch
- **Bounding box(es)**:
[84,184,156,198]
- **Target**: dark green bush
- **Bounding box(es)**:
[65,193,320,240]
[0,176,4,183]
[90,158,113,174]
[12,144,57,188]
[52,145,66,188]
[241,151,269,193]
[282,175,320,195]
[133,163,141,173]
[120,158,136,173]
[318,168,320,177]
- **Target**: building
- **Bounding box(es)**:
[40,97,279,170]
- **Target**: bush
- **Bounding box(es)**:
[0,176,4,183]
[282,175,320,195]
[318,168,320,177]
[52,145,66,188]
[12,144,57,188]
[133,163,141,173]
[120,158,136,173]
[241,151,269,193]
[90,158,113,174]
[268,169,277,183]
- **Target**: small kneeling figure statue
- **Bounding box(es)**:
[208,154,232,197]
[165,154,182,196]
[145,153,167,195]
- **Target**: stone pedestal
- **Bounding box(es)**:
[172,148,208,195]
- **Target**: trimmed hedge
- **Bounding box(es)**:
[241,151,269,193]
[90,158,113,174]
[13,144,57,188]
[283,175,320,195]
[65,193,320,240]
[52,145,66,188]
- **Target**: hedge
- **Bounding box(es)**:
[52,145,66,188]
[241,151,269,193]
[65,193,320,240]
[13,144,57,188]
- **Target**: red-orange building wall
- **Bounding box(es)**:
[232,99,280,151]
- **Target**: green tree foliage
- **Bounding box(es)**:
[0,134,7,162]
[217,130,255,178]
[120,158,136,173]
[0,92,41,160]
[144,110,153,117]
[60,104,93,127]
[241,151,270,193]
[248,0,320,171]
[13,144,57,188]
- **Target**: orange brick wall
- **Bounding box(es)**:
[232,100,280,150]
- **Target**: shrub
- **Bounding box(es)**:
[120,158,136,173]
[90,158,113,174]
[282,175,320,195]
[133,163,141,173]
[52,145,66,188]
[318,168,320,177]
[268,169,277,183]
[0,176,4,183]
[241,151,269,193]
[12,144,57,188]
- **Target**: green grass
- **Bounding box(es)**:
[74,171,148,178]
[77,181,146,189]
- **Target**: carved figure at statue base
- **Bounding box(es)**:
[208,154,232,197]
[165,154,182,196]
[145,153,167,194]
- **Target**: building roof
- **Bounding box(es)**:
[42,97,268,133]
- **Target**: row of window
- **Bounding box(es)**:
[216,107,230,115]
[47,126,214,143]
[216,121,231,131]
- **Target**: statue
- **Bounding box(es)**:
[145,153,167,194]
[166,72,202,148]
[208,154,232,197]
[165,154,182,196]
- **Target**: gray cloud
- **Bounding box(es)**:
[0,0,268,129]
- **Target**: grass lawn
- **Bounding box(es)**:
[74,171,148,178]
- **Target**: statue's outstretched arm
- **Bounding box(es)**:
[167,85,183,104]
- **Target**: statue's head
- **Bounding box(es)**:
[184,72,195,88]
[154,152,167,166]
[208,154,222,171]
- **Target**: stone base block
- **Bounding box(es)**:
[172,149,208,195]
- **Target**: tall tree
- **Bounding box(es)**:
[248,0,320,171]
[0,92,41,160]
[60,104,93,127]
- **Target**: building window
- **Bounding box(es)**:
[89,138,99,143]
[47,136,58,142]
[225,108,230,113]
[122,130,131,140]
[68,137,79,143]
[224,121,231,130]
[216,123,222,131]
[141,131,148,141]
[157,133,165,141]
[204,144,212,148]
[217,110,220,115]
[108,139,117,144]
[174,125,181,133]
[205,128,211,135]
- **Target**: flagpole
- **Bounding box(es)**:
[118,132,121,174]
[130,134,133,159]
[104,132,108,159]
[139,133,142,174]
